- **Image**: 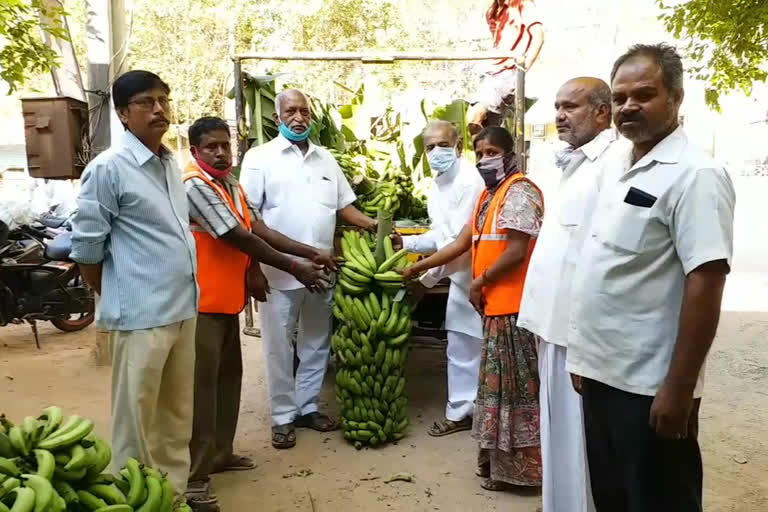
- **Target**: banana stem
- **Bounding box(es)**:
[352,174,376,195]
[374,210,393,267]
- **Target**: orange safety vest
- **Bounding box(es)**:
[471,172,543,317]
[183,163,252,315]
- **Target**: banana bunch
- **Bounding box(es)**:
[328,148,363,182]
[0,409,189,512]
[336,230,409,297]
[356,181,402,218]
[332,230,412,449]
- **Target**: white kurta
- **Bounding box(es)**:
[403,160,485,421]
[518,129,617,512]
[240,135,357,425]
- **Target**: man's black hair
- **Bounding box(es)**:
[611,43,684,94]
[188,117,230,147]
[112,70,170,108]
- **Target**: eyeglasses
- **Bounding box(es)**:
[128,97,172,111]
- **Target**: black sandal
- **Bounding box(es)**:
[271,423,296,449]
[294,412,339,432]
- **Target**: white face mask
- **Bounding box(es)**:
[427,146,459,176]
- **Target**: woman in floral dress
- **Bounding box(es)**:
[401,126,544,491]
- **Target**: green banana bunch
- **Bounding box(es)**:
[328,148,364,182]
[333,229,413,449]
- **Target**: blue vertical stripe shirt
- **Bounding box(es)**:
[71,130,199,330]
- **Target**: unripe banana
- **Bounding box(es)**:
[7,428,27,457]
[124,457,146,508]
[0,477,20,499]
[158,477,174,512]
[93,506,134,512]
[20,474,53,512]
[37,419,93,451]
[51,480,78,505]
[6,487,35,512]
[43,416,80,441]
[32,450,54,481]
[87,484,126,505]
[136,474,162,512]
[85,438,111,480]
[0,433,12,458]
[64,444,89,471]
[76,490,108,510]
[0,458,20,478]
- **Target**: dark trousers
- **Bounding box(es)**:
[582,379,703,512]
[189,313,243,482]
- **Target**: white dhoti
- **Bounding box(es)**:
[259,287,333,426]
[445,330,483,422]
[539,340,595,512]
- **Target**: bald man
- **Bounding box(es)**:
[395,121,485,437]
[240,89,376,449]
[518,77,617,512]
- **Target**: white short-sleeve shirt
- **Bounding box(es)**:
[240,134,356,290]
[518,128,619,347]
[565,127,736,397]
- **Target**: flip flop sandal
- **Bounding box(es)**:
[294,412,339,432]
[212,454,256,473]
[186,481,219,509]
[428,418,473,437]
[480,479,512,492]
[272,424,296,449]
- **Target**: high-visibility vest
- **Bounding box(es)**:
[182,164,252,315]
[471,172,543,316]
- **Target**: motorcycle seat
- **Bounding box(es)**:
[44,232,72,261]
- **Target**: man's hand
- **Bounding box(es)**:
[312,249,338,271]
[649,380,695,439]
[570,374,583,395]
[469,277,486,315]
[246,264,270,302]
[293,260,328,293]
[366,217,378,233]
[390,233,403,250]
[396,265,418,281]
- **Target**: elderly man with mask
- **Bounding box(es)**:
[518,77,616,512]
[240,89,376,450]
[395,120,485,437]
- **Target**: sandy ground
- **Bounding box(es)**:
[1,297,767,512]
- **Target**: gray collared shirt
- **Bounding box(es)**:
[71,130,199,331]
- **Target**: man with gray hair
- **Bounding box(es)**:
[518,76,614,512]
[567,44,735,511]
[240,88,376,450]
[395,120,485,437]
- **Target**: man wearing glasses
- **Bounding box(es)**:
[71,70,198,497]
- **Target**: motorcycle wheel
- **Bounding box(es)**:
[51,312,94,332]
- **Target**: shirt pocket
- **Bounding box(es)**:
[595,201,651,254]
[559,197,583,228]
[313,175,337,209]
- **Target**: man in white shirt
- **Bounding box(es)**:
[566,44,735,512]
[397,121,485,436]
[518,77,615,512]
[240,89,376,450]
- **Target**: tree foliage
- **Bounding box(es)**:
[0,0,70,93]
[657,0,768,110]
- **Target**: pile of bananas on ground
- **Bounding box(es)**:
[0,408,190,512]
[332,230,412,449]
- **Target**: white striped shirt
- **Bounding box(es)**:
[71,130,199,330]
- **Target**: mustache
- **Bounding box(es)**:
[617,112,645,124]
[151,117,170,125]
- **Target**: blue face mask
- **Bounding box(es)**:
[427,146,459,176]
[279,122,311,142]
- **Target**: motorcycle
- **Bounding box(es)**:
[0,213,95,347]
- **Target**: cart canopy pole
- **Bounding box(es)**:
[232,51,520,63]
[514,68,526,174]
[233,58,246,166]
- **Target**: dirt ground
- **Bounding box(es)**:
[1,302,767,512]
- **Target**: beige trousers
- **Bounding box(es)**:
[109,318,196,494]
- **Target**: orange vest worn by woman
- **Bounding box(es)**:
[183,164,252,315]
[471,172,542,316]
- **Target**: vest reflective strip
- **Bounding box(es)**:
[475,234,507,241]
